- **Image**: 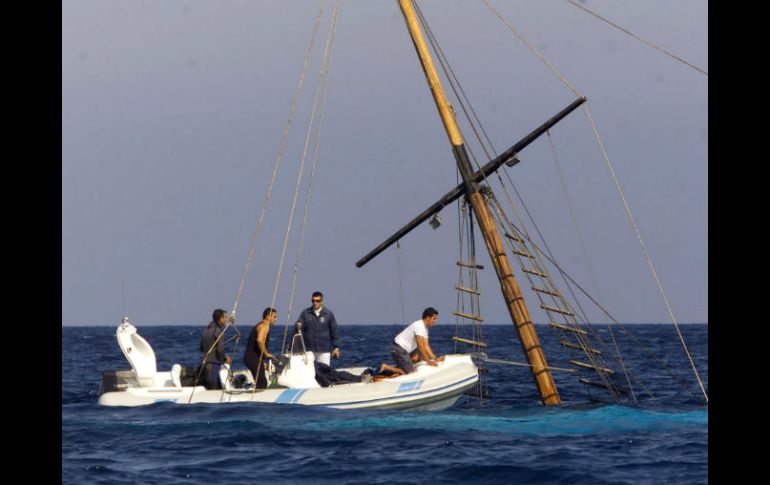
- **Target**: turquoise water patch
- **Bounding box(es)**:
[301,405,707,436]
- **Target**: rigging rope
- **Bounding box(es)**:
[276,0,341,355]
[479,0,582,97]
[423,14,634,398]
[395,241,407,324]
[230,0,327,322]
[416,1,620,399]
[548,131,601,303]
[583,105,708,403]
[417,4,595,358]
[492,195,657,402]
[473,354,577,373]
[475,4,703,394]
[467,211,483,359]
[284,0,340,354]
[415,0,482,351]
[416,0,702,403]
[547,130,636,400]
[453,177,466,355]
[469,0,703,403]
[490,205,690,400]
[413,1,496,162]
[416,2,614,402]
[190,2,329,403]
[485,196,624,400]
[564,0,707,76]
[416,1,593,333]
[487,185,654,401]
[408,8,490,395]
[456,198,487,405]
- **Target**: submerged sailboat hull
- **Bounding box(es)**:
[98,354,478,410]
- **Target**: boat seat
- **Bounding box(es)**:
[219,364,232,391]
[277,351,320,388]
[171,364,182,388]
[116,318,158,388]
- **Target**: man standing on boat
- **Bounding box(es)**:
[391,307,445,374]
[243,307,278,388]
[294,291,340,366]
[200,309,233,389]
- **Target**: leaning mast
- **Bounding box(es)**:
[396,0,561,405]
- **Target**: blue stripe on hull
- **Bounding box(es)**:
[397,379,425,392]
[275,388,308,403]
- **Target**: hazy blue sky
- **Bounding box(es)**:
[62,0,707,326]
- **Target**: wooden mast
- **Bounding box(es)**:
[397,0,561,405]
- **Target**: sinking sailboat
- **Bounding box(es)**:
[97,0,707,409]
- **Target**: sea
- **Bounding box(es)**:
[62,323,708,485]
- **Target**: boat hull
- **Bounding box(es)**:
[98,354,478,410]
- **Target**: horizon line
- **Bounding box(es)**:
[61,321,709,327]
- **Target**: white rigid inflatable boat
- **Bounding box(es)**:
[98,318,479,410]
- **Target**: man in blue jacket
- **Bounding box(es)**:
[294,291,340,366]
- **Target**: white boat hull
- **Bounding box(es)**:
[98,354,479,410]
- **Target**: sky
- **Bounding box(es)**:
[62,0,707,326]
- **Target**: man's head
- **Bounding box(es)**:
[311,291,324,310]
[422,307,439,327]
[263,307,278,324]
[213,308,228,326]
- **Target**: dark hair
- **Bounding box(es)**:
[212,309,227,322]
[263,307,277,319]
[312,291,323,299]
[422,307,438,319]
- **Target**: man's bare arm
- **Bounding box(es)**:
[416,336,437,366]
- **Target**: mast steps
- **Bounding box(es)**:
[570,360,615,374]
[503,232,525,244]
[532,286,560,297]
[452,336,487,348]
[453,310,484,322]
[522,268,548,278]
[541,304,575,316]
[512,249,534,258]
[457,261,484,270]
[580,378,630,395]
[549,323,588,335]
[561,341,602,354]
[455,285,481,295]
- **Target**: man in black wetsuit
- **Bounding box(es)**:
[200,309,233,389]
[243,307,278,388]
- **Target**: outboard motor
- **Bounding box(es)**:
[116,317,158,387]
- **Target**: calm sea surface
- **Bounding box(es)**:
[62,324,707,485]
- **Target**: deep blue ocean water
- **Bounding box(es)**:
[63,323,707,485]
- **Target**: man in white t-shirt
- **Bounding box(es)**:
[390,307,445,374]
